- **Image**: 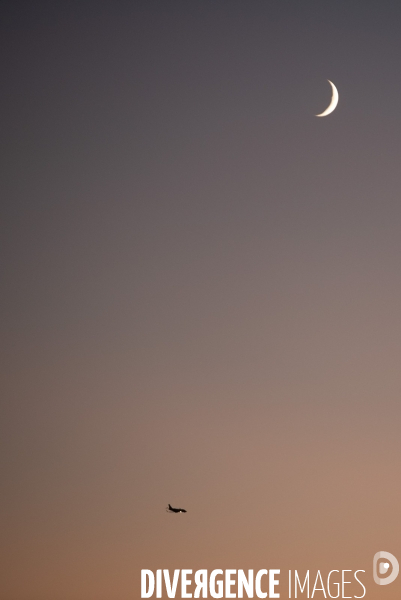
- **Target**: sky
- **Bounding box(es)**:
[1,1,401,599]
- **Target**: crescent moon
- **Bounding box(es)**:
[316,80,339,117]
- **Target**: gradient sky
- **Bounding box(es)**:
[1,2,401,599]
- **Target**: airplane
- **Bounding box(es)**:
[166,503,187,513]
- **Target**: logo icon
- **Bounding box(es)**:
[373,551,399,585]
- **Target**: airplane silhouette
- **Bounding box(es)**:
[166,504,187,513]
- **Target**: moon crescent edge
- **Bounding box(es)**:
[316,80,339,117]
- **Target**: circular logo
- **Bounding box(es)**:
[373,552,399,586]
